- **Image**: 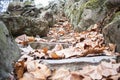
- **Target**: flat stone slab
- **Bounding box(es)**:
[30,42,72,49]
[41,56,118,70]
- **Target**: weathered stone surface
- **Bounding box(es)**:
[103,12,120,52]
[64,0,107,32]
[0,21,20,79]
[0,16,49,37]
[0,1,55,37]
[64,0,120,32]
[39,9,54,27]
[64,0,120,52]
[42,56,116,70]
[30,42,71,49]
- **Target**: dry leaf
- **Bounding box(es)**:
[37,64,51,77]
[70,72,84,80]
[30,69,46,80]
[42,47,48,55]
[80,66,96,75]
[15,34,28,46]
[89,70,102,80]
[27,36,35,42]
[26,61,37,72]
[100,61,113,69]
[15,34,27,43]
[108,43,116,52]
[101,69,111,77]
[52,68,70,80]
[52,44,63,51]
[50,52,61,59]
[14,61,25,79]
[109,73,120,80]
[19,72,34,80]
[83,76,91,80]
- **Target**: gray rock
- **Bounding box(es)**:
[103,12,120,52]
[39,9,54,27]
[0,16,49,37]
[0,21,20,79]
[64,0,107,32]
[0,1,53,37]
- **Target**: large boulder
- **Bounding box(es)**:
[103,12,120,52]
[0,21,20,79]
[64,0,108,32]
[0,16,49,37]
[0,1,54,37]
[64,0,120,32]
[64,0,120,52]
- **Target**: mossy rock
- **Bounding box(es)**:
[103,11,120,52]
[0,21,20,79]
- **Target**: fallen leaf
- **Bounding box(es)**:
[14,61,25,79]
[37,64,51,77]
[52,68,70,80]
[19,72,34,80]
[15,34,28,46]
[26,61,37,72]
[50,52,61,59]
[89,70,102,80]
[70,72,84,80]
[52,44,63,51]
[42,47,48,55]
[101,69,111,77]
[27,36,35,42]
[108,43,116,52]
[30,69,46,80]
[83,76,91,80]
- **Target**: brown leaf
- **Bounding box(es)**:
[37,64,51,77]
[14,61,25,79]
[89,70,102,80]
[83,76,91,80]
[26,61,37,72]
[101,69,111,77]
[50,52,61,59]
[81,47,105,57]
[100,61,113,69]
[70,72,84,80]
[42,47,48,55]
[109,73,120,80]
[108,43,116,52]
[52,68,70,80]
[27,36,35,42]
[19,72,34,80]
[30,69,46,80]
[52,44,63,51]
[15,34,28,46]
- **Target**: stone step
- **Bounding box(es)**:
[40,56,118,70]
[30,42,72,49]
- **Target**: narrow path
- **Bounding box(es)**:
[14,16,120,80]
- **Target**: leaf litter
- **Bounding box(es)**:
[14,17,120,80]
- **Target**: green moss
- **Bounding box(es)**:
[115,12,120,17]
[85,0,105,9]
[24,1,32,5]
[77,3,85,24]
[113,11,120,21]
[85,0,99,9]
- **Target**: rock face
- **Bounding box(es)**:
[1,16,49,37]
[64,0,107,32]
[64,0,120,52]
[0,1,54,37]
[0,21,20,79]
[103,12,120,52]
